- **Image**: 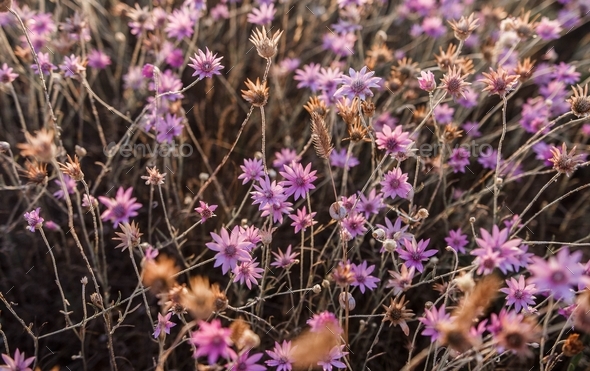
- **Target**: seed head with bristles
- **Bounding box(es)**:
[58,154,84,181]
[21,160,48,185]
[549,143,585,177]
[310,112,333,159]
[479,66,519,97]
[382,295,414,336]
[113,221,143,251]
[241,78,269,107]
[448,13,480,41]
[568,84,590,118]
[514,57,535,82]
[141,166,166,186]
[434,44,458,71]
[17,129,57,163]
[249,27,283,59]
[439,65,471,100]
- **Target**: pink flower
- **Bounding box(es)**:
[195,201,218,222]
[351,261,380,293]
[233,259,264,289]
[98,187,142,228]
[153,312,176,338]
[271,244,299,269]
[280,162,317,201]
[397,238,436,273]
[228,351,266,371]
[206,228,252,274]
[1,349,35,371]
[417,70,436,92]
[375,125,412,156]
[307,311,343,334]
[289,206,317,234]
[188,47,224,79]
[381,168,413,199]
[190,319,236,364]
[499,276,536,313]
[24,207,44,232]
[266,340,296,371]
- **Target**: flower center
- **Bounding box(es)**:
[112,204,127,218]
[551,270,567,284]
[225,244,236,257]
[390,179,400,188]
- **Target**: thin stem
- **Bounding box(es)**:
[493,96,508,225]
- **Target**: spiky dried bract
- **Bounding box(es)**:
[310,112,333,159]
[391,57,420,83]
[142,255,179,295]
[456,57,475,75]
[442,124,463,142]
[568,84,590,118]
[514,57,535,82]
[141,166,166,185]
[439,65,471,100]
[22,161,48,185]
[113,221,142,250]
[563,333,584,357]
[448,13,480,41]
[249,27,283,59]
[509,10,538,40]
[344,116,370,143]
[58,154,84,181]
[181,276,215,320]
[159,284,189,317]
[479,67,519,97]
[335,97,359,125]
[0,0,12,12]
[438,321,478,353]
[241,78,268,107]
[303,96,329,118]
[435,44,458,71]
[17,129,57,162]
[549,143,585,177]
[366,43,393,69]
[382,295,414,336]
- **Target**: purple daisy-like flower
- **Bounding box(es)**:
[206,228,252,274]
[471,225,523,274]
[376,216,413,243]
[381,168,413,200]
[357,189,384,219]
[330,148,359,169]
[233,259,264,289]
[318,345,348,371]
[24,207,44,232]
[342,212,367,238]
[247,3,275,25]
[239,225,261,251]
[419,304,451,342]
[266,340,296,371]
[190,319,236,364]
[322,31,356,57]
[397,238,436,273]
[528,248,588,303]
[273,148,299,169]
[500,275,536,313]
[239,158,265,184]
[433,103,454,124]
[334,66,382,100]
[188,47,224,79]
[150,69,184,101]
[31,52,56,75]
[386,264,415,295]
[261,198,293,224]
[153,312,176,338]
[87,49,112,70]
[195,201,218,222]
[165,6,195,40]
[228,351,266,371]
[0,349,35,371]
[289,206,317,234]
[251,176,287,209]
[307,311,343,334]
[351,260,380,293]
[375,125,412,156]
[60,54,86,78]
[280,162,317,201]
[53,174,76,200]
[294,63,322,92]
[0,63,18,84]
[271,244,299,269]
[444,228,468,254]
[448,147,470,173]
[98,187,142,228]
[536,16,562,40]
[127,4,154,35]
[155,113,184,143]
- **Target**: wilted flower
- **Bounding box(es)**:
[382,295,414,336]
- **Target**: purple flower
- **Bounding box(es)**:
[123,66,146,91]
[153,312,176,338]
[206,228,252,274]
[334,66,382,100]
[419,304,451,342]
[239,158,265,184]
[376,216,413,244]
[386,264,415,295]
[239,225,261,250]
[0,349,35,371]
[188,47,224,79]
[471,225,523,274]
[280,162,317,201]
[145,245,159,261]
[261,199,293,224]
[87,49,112,69]
[251,176,287,209]
[318,67,342,100]
[342,212,367,238]
[31,52,56,75]
[273,148,298,169]
[499,276,536,313]
[165,7,195,40]
[444,228,468,254]
[98,187,142,228]
[551,62,580,85]
[376,125,412,156]
[351,261,380,293]
[322,32,357,57]
[417,70,436,92]
[421,16,446,38]
[266,340,295,371]
[210,4,230,20]
[247,3,275,25]
[195,201,218,222]
[294,63,321,92]
[381,168,413,200]
[60,54,86,78]
[127,4,154,35]
[271,244,299,269]
[53,174,76,200]
[233,259,264,289]
[24,207,44,232]
[462,121,481,138]
[155,113,183,143]
[536,17,562,40]
[228,351,266,371]
[317,345,348,371]
[478,148,498,169]
[433,103,454,124]
[307,311,343,334]
[448,147,470,173]
[190,319,236,364]
[289,206,317,234]
[528,248,588,303]
[330,148,359,169]
[150,69,184,101]
[0,63,18,84]
[456,87,479,108]
[397,238,436,273]
[357,189,384,218]
[28,13,56,35]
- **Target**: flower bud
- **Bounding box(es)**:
[339,292,356,311]
[312,284,321,294]
[329,201,347,220]
[383,239,397,253]
[372,228,386,241]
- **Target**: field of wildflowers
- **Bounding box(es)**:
[1,0,590,370]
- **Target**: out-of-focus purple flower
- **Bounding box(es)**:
[150,69,184,101]
[519,97,551,134]
[330,148,359,169]
[357,189,384,219]
[294,63,322,92]
[273,148,298,169]
[53,174,76,200]
[188,47,224,79]
[0,349,35,371]
[227,351,266,371]
[322,32,357,57]
[381,167,413,200]
[351,261,380,293]
[289,206,317,234]
[318,66,342,100]
[239,158,265,184]
[536,17,562,40]
[528,247,588,303]
[195,201,218,222]
[153,312,176,338]
[266,340,296,371]
[31,52,56,75]
[419,304,451,342]
[28,12,56,36]
[24,207,44,232]
[98,187,142,228]
[471,225,522,274]
[433,103,454,124]
[386,264,415,295]
[422,16,446,38]
[376,216,413,251]
[123,66,146,91]
[551,62,580,85]
[251,176,287,209]
[307,311,343,334]
[417,70,436,92]
[280,162,317,201]
[462,121,481,138]
[210,3,230,20]
[342,212,367,238]
[373,112,398,132]
[87,49,112,69]
[331,18,362,34]
[540,80,570,116]
[155,113,183,143]
[456,87,479,108]
[334,66,382,100]
[376,125,412,156]
[271,244,299,269]
[206,228,252,274]
[127,4,154,35]
[445,228,468,253]
[165,6,195,40]
[500,275,536,313]
[0,63,18,84]
[317,345,348,371]
[239,225,261,250]
[142,64,155,78]
[448,147,470,173]
[273,57,300,77]
[233,259,264,289]
[145,245,159,261]
[189,319,236,364]
[247,3,275,25]
[397,238,436,273]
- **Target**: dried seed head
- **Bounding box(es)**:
[0,141,9,152]
[391,57,420,83]
[329,201,347,220]
[113,221,143,251]
[361,100,375,117]
[230,318,260,350]
[448,13,480,41]
[549,143,585,177]
[382,295,414,336]
[479,66,519,97]
[159,284,189,317]
[509,10,539,40]
[241,78,269,107]
[344,116,370,143]
[249,27,283,59]
[439,65,471,100]
[17,129,57,162]
[435,44,458,71]
[365,43,393,69]
[335,97,359,126]
[383,239,397,252]
[568,84,590,118]
[90,293,104,309]
[22,160,48,185]
[142,255,179,295]
[141,166,166,185]
[181,276,215,320]
[416,208,429,219]
[455,57,475,75]
[75,145,87,158]
[58,154,84,181]
[303,96,329,118]
[442,124,463,142]
[372,228,386,241]
[312,284,322,294]
[310,112,333,159]
[514,57,535,82]
[562,333,584,357]
[331,261,354,288]
[438,322,477,353]
[211,283,228,312]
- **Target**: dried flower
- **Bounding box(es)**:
[142,255,179,295]
[241,78,269,107]
[514,57,535,82]
[230,318,260,351]
[448,13,479,41]
[58,154,84,181]
[17,129,57,162]
[439,65,471,100]
[434,44,458,71]
[382,295,414,336]
[303,96,329,118]
[509,10,539,40]
[113,221,142,251]
[22,161,48,185]
[141,166,166,185]
[250,26,283,59]
[549,143,585,177]
[391,57,420,83]
[310,113,333,159]
[479,67,519,97]
[568,84,590,118]
[494,312,539,358]
[562,333,584,357]
[181,276,215,320]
